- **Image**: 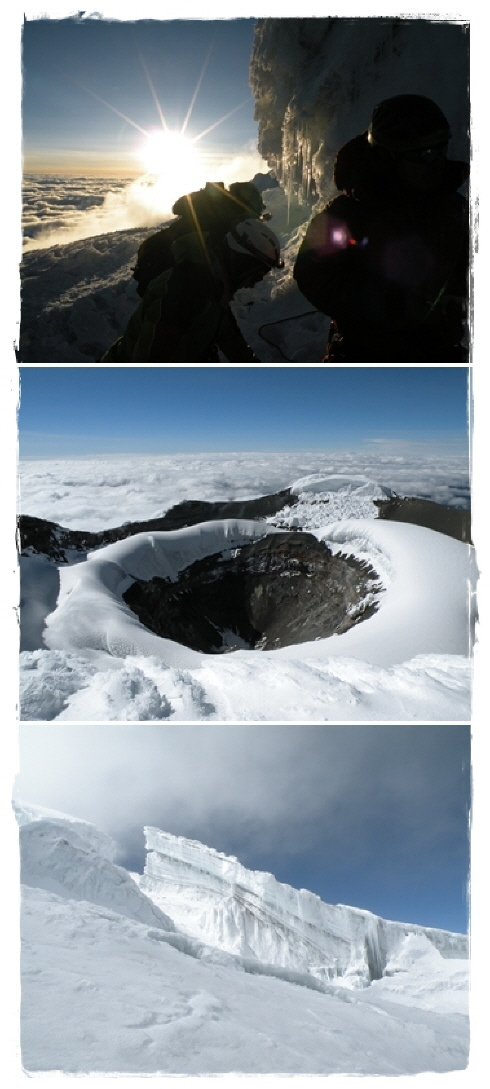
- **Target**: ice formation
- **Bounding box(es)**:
[250,19,469,203]
[140,828,468,988]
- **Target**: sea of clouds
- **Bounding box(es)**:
[19,449,470,532]
[22,148,269,251]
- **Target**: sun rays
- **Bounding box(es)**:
[69,34,251,205]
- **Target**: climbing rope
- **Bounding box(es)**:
[257,309,321,361]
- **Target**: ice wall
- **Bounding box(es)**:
[141,829,468,987]
[250,18,470,204]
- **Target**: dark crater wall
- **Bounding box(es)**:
[18,491,471,565]
[375,497,472,543]
[123,532,382,653]
[18,489,297,561]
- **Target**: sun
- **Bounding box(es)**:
[136,130,208,204]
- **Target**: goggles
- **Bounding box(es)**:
[397,142,448,164]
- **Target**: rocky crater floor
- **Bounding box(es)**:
[123,532,381,653]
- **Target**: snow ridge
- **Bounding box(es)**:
[19,805,175,932]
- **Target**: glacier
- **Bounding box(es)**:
[18,802,470,1074]
[140,827,468,988]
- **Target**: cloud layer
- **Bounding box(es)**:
[23,151,268,252]
[19,450,471,532]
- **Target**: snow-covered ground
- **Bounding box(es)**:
[19,455,475,722]
[18,801,469,1076]
[19,181,327,362]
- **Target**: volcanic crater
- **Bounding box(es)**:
[123,531,382,654]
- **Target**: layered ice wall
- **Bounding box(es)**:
[250,19,469,203]
[140,829,468,987]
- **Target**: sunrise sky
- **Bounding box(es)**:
[22,15,260,177]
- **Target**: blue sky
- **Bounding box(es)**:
[247,725,471,934]
[18,723,470,933]
[22,16,258,174]
[19,366,470,458]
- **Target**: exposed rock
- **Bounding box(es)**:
[18,489,298,562]
[375,496,471,543]
[20,490,470,657]
[123,531,381,654]
[18,516,95,563]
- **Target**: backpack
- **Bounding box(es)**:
[132,219,184,297]
[132,181,266,297]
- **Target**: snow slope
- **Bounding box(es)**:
[19,476,475,722]
[18,184,324,362]
[41,518,278,664]
[19,803,469,1075]
[19,815,175,933]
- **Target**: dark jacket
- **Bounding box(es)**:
[293,135,469,361]
[101,233,257,363]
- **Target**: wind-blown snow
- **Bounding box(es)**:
[19,473,474,722]
[19,802,469,1075]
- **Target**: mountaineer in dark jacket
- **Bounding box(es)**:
[293,95,469,362]
[101,182,281,363]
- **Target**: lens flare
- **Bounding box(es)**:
[136,131,208,208]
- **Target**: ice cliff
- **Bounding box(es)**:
[17,802,468,995]
[250,18,469,203]
[140,829,468,988]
